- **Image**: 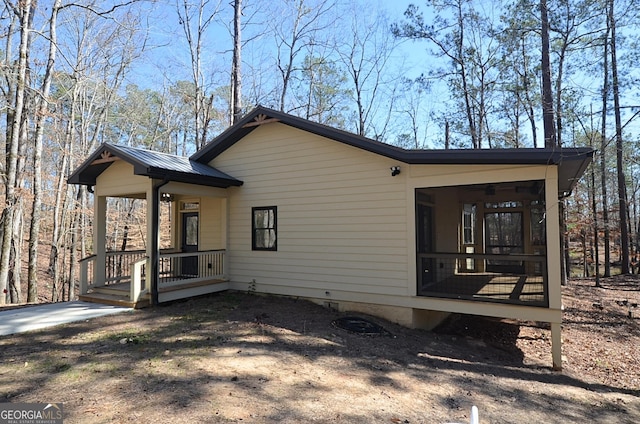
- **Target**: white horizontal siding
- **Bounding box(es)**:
[211,123,409,296]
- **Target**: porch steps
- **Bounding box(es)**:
[79,290,150,309]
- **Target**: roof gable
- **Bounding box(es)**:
[68,144,243,188]
[190,106,410,164]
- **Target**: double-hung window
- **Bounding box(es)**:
[252,206,277,251]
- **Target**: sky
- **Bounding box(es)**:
[77,0,639,149]
[133,0,428,86]
[122,0,442,144]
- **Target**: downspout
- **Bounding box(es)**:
[151,178,170,305]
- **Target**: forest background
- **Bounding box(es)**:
[0,0,639,305]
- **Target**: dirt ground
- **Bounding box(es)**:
[1,276,639,423]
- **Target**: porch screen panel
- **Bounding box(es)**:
[462,204,476,271]
[485,212,524,273]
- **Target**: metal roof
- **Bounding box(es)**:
[68,106,594,196]
[67,144,243,188]
[191,106,594,196]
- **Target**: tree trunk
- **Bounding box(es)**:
[28,0,61,303]
[231,0,242,124]
[67,188,83,301]
[591,157,601,286]
[609,0,630,274]
[0,0,32,305]
[9,202,23,303]
[540,0,557,148]
[599,19,612,277]
[520,37,538,148]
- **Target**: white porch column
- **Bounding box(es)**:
[93,195,107,288]
[222,198,229,279]
[146,184,156,301]
[545,165,563,370]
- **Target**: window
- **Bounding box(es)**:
[252,206,277,251]
[485,201,522,209]
[530,202,546,246]
[180,201,199,211]
[462,203,476,245]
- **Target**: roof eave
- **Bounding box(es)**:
[145,168,243,188]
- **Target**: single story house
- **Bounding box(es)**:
[68,106,593,369]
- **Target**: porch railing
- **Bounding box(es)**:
[130,257,148,301]
[158,249,226,290]
[79,250,146,294]
[417,252,548,307]
[80,249,226,297]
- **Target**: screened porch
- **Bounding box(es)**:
[415,181,550,307]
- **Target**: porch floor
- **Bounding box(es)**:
[80,278,228,309]
[419,273,546,305]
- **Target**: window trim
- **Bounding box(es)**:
[252,206,277,251]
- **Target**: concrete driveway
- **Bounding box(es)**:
[0,301,132,336]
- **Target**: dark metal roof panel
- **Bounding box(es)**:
[67,143,243,188]
[111,145,239,180]
[192,106,593,165]
[191,106,593,195]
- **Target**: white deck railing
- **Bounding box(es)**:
[157,250,226,290]
[79,250,145,294]
[80,249,226,299]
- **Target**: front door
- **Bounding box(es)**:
[484,211,524,273]
[181,212,199,277]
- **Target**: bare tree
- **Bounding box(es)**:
[231,0,242,124]
[609,0,630,274]
[47,3,147,300]
[600,15,612,277]
[27,0,62,303]
[392,1,500,149]
[540,0,556,149]
[0,0,32,305]
[549,0,603,148]
[176,0,221,149]
[337,3,398,138]
[498,0,540,148]
[271,0,335,113]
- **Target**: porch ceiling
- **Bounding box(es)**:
[67,143,243,189]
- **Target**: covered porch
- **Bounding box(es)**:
[78,248,228,308]
[68,144,243,308]
[416,181,552,308]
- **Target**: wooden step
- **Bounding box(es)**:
[90,283,137,296]
[79,291,150,309]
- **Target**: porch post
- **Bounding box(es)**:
[545,166,563,370]
[551,322,562,370]
[149,180,169,304]
[147,184,157,304]
[93,195,107,289]
[222,198,229,279]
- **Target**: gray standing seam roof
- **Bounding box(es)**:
[68,106,594,196]
[67,143,243,188]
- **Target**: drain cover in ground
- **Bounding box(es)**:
[332,316,390,336]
